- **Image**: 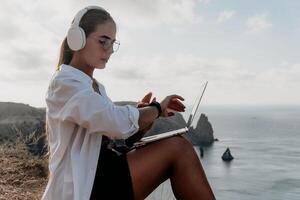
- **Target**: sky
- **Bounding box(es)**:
[0,0,300,108]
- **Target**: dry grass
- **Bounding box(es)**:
[0,140,48,200]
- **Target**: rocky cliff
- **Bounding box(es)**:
[186,113,214,146]
[0,102,46,155]
[0,102,45,138]
[144,112,214,146]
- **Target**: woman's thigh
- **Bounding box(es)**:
[126,136,193,200]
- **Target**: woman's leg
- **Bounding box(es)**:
[127,136,215,200]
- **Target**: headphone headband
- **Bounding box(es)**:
[71,6,106,27]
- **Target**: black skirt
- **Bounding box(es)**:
[90,137,135,200]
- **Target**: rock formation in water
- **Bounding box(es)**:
[186,114,215,146]
[145,112,215,146]
[222,147,234,161]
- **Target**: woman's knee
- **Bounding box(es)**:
[162,136,195,156]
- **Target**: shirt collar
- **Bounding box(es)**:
[60,64,93,85]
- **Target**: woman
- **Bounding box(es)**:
[42,6,215,200]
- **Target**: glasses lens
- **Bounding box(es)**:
[97,37,120,53]
[113,40,120,52]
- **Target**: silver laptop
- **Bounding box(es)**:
[133,81,208,148]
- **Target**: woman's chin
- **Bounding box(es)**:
[95,63,106,69]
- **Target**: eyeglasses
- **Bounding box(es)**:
[92,36,120,53]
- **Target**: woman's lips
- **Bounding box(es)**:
[101,58,108,63]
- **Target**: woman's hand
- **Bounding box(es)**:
[160,95,185,117]
[136,93,185,131]
[138,93,185,117]
[137,92,156,108]
[137,92,156,127]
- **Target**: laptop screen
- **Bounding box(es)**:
[186,81,208,127]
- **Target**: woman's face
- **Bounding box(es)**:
[80,20,117,69]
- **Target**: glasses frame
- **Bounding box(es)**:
[91,35,120,53]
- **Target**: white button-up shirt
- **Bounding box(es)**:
[42,64,139,200]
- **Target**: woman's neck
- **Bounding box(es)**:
[69,57,94,78]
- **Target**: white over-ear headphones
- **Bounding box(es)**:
[67,6,106,51]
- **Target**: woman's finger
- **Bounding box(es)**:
[167,100,185,110]
[141,92,152,103]
[169,94,184,101]
[168,104,185,112]
[170,98,185,108]
[167,99,185,111]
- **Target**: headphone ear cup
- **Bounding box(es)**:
[67,26,86,51]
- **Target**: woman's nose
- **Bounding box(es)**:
[107,46,114,54]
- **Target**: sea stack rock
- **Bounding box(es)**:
[186,114,215,146]
[222,147,234,161]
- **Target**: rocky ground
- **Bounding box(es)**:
[0,139,47,200]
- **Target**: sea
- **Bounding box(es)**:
[146,105,300,200]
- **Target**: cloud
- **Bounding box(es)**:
[0,0,67,84]
[104,0,202,29]
[108,54,251,85]
[197,0,212,5]
[246,13,272,33]
[217,10,236,23]
[104,52,300,103]
[0,67,52,83]
[0,0,202,75]
[256,63,300,86]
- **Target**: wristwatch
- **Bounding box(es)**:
[148,101,162,118]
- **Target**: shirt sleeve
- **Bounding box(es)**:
[47,79,139,139]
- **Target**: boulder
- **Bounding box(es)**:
[199,147,204,158]
[222,147,234,161]
[186,114,215,146]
